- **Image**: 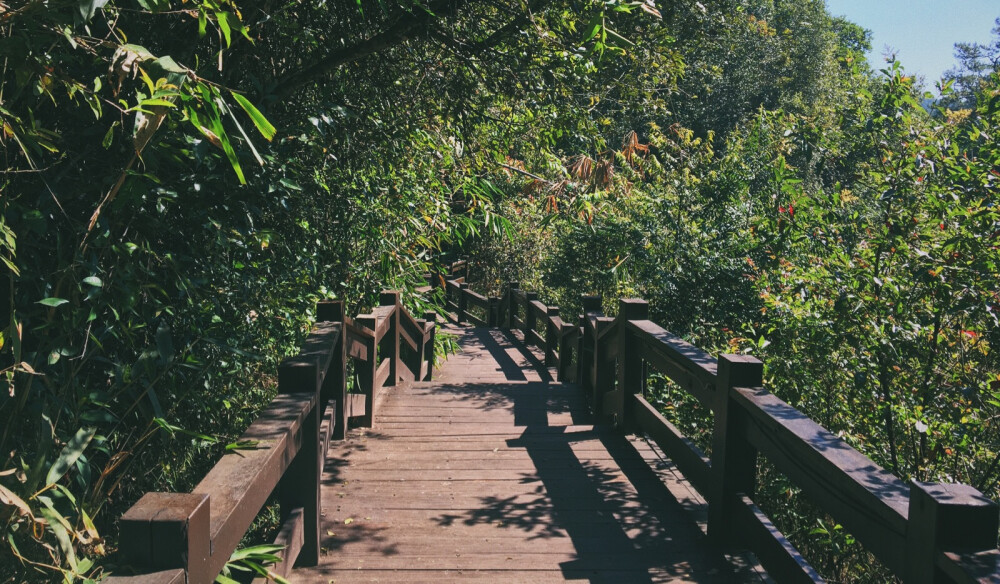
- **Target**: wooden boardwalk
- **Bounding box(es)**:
[291,326,765,583]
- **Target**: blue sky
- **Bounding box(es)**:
[825,0,998,87]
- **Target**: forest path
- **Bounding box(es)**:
[290,326,766,583]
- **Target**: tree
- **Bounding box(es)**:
[940,17,1000,109]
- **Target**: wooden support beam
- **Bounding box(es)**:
[544,306,559,365]
[380,291,401,387]
[422,311,436,381]
[118,493,211,582]
[277,358,321,566]
[317,301,347,441]
[355,315,377,428]
[524,291,538,337]
[457,283,469,323]
[504,282,520,329]
[488,296,499,327]
[708,354,762,548]
[616,299,648,430]
[906,482,999,583]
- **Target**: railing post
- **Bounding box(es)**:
[422,310,436,381]
[379,291,400,385]
[458,283,469,324]
[544,306,560,365]
[505,282,519,329]
[524,292,538,338]
[277,357,322,566]
[577,295,602,399]
[557,323,575,382]
[488,297,499,327]
[576,316,589,393]
[356,315,377,428]
[616,299,648,430]
[708,354,763,547]
[119,492,211,581]
[592,316,615,416]
[317,300,348,441]
[905,482,999,583]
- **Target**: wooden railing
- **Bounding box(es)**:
[450,279,1000,584]
[107,292,436,584]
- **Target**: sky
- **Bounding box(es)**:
[825,0,998,88]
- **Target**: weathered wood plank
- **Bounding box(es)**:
[734,386,909,574]
[733,496,823,583]
[529,299,548,319]
[375,357,392,388]
[629,320,716,408]
[938,550,1000,584]
[345,322,373,360]
[290,325,762,584]
[465,310,488,327]
[104,569,186,584]
[250,507,303,582]
[283,322,341,383]
[191,393,315,579]
[631,394,711,498]
[399,307,424,346]
[399,324,418,352]
[344,393,366,419]
[465,288,489,309]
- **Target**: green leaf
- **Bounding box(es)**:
[83,276,103,288]
[63,26,78,49]
[38,504,77,569]
[77,0,109,24]
[229,544,285,562]
[138,98,178,108]
[46,427,96,486]
[225,439,260,451]
[216,11,233,48]
[583,14,602,42]
[102,124,115,149]
[37,297,69,307]
[204,98,246,184]
[231,92,276,141]
[225,102,265,166]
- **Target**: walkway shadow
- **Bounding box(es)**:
[459,327,554,382]
[308,327,752,582]
[419,381,593,425]
[427,386,746,583]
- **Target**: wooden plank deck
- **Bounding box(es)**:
[291,327,766,583]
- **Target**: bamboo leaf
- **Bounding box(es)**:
[216,11,233,48]
[46,427,96,486]
[583,15,602,42]
[37,298,69,307]
[231,92,276,141]
[207,99,246,184]
[0,483,33,518]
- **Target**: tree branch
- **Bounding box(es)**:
[274,0,474,98]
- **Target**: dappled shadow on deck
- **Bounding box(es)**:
[423,384,747,583]
[291,328,760,583]
[434,326,554,383]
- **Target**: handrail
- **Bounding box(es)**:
[443,277,498,328]
[453,278,1000,584]
[107,291,437,584]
